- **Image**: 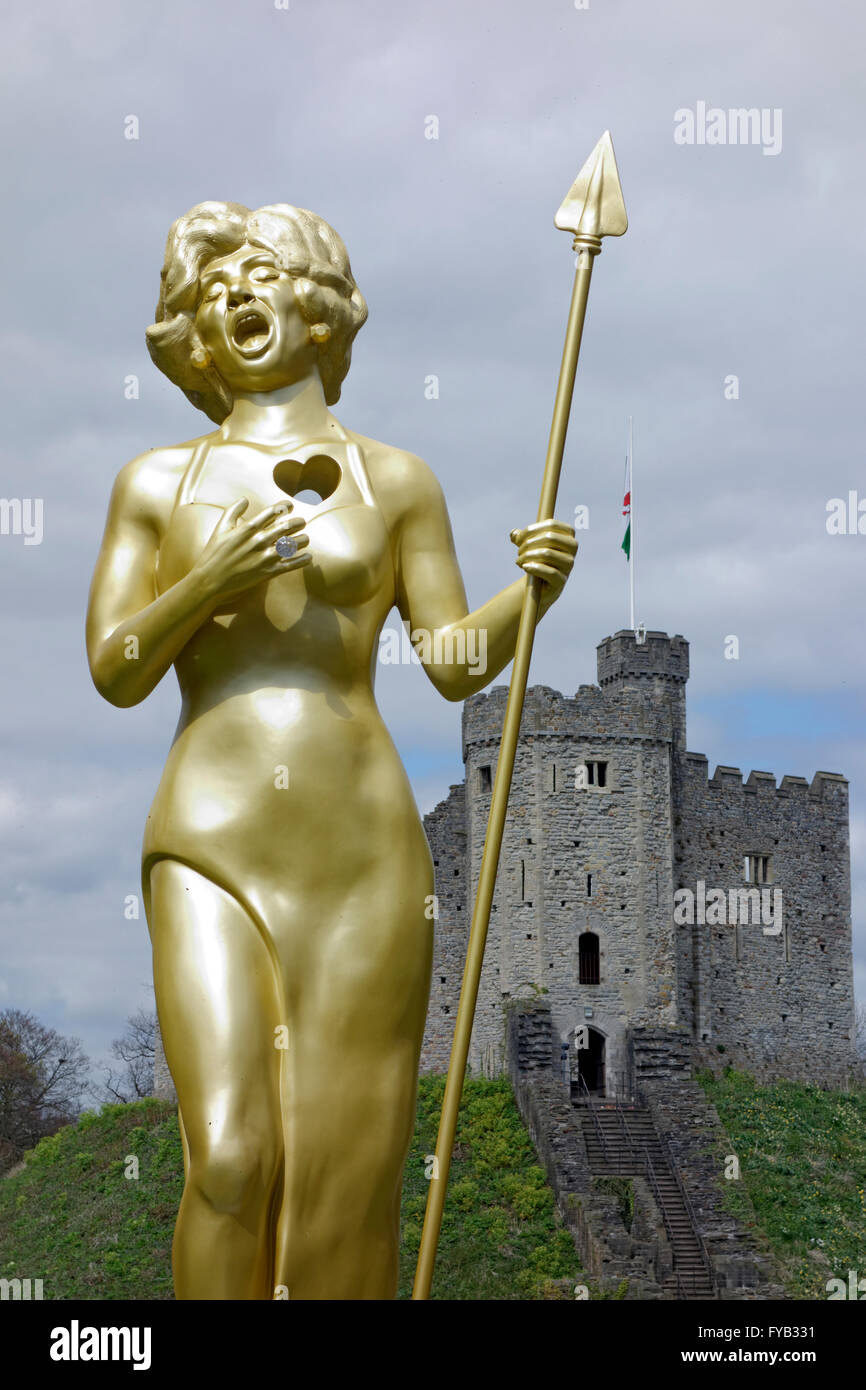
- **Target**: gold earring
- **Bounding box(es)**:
[309,322,331,345]
[191,345,211,369]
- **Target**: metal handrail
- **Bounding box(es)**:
[633,1087,715,1293]
[576,1074,613,1167]
[584,1091,714,1296]
[642,1148,708,1298]
[642,1147,685,1297]
[634,1088,714,1270]
[653,1127,715,1284]
[571,1085,715,1298]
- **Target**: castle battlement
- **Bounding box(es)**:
[681,753,848,804]
[597,629,690,687]
[462,670,682,761]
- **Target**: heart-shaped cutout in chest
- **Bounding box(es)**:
[273,453,342,507]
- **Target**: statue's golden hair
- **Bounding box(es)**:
[146,201,368,422]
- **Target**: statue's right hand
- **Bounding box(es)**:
[192,499,311,604]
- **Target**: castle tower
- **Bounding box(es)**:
[444,633,690,1094]
[418,629,856,1092]
[596,629,689,768]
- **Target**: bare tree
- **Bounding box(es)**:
[101,1008,156,1103]
[0,1008,90,1173]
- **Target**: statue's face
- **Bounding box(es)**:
[194,242,317,393]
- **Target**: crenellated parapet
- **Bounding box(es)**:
[680,753,848,807]
[597,629,690,687]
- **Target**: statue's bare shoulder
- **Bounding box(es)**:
[108,433,217,539]
[345,429,448,534]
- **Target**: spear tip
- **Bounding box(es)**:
[555,130,628,241]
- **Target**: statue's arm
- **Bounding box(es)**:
[85,452,219,708]
[391,452,576,702]
[87,452,309,708]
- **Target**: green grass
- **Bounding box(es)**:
[0,1100,180,1299]
[397,1076,582,1299]
[0,1078,582,1301]
[696,1067,866,1299]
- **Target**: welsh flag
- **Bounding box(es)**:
[621,456,631,560]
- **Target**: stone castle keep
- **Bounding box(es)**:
[420,630,856,1092]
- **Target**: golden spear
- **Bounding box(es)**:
[412,131,628,1300]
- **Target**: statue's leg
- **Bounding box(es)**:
[274,897,434,1300]
[148,859,283,1300]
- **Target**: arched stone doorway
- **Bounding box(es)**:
[569,1025,606,1100]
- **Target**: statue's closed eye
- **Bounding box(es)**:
[273,454,342,507]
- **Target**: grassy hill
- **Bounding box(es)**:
[696,1067,866,1299]
[0,1076,581,1301]
[4,1068,863,1300]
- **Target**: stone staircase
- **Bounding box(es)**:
[509,1011,784,1299]
[578,1101,715,1299]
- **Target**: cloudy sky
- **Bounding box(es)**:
[1,0,863,1086]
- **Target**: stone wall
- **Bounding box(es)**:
[675,758,855,1085]
[418,782,466,1073]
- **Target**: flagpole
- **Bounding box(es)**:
[628,415,635,631]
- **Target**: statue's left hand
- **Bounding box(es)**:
[510,519,577,607]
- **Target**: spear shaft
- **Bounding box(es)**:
[412,133,626,1301]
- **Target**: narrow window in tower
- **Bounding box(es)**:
[552,763,557,792]
[520,860,526,900]
[479,764,492,793]
[586,872,593,897]
[579,932,600,984]
[583,760,609,789]
[744,853,772,884]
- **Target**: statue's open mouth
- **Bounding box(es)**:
[231,307,272,356]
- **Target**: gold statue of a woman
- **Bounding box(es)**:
[86,202,576,1299]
